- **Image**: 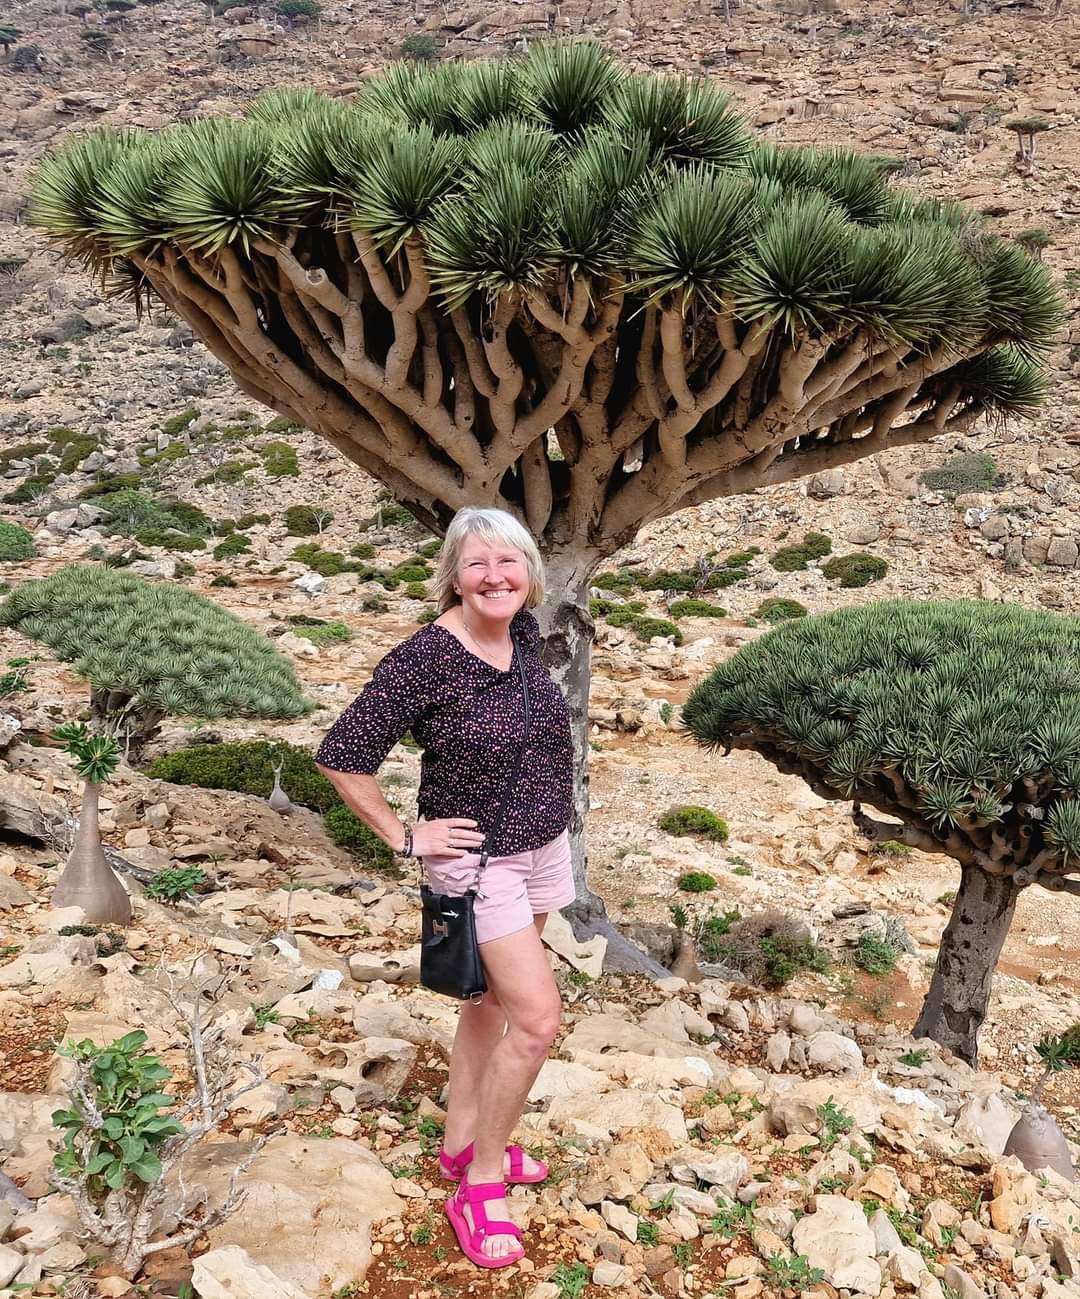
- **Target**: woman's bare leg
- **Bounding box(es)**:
[454,916,561,1260]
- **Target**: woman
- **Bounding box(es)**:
[314,505,575,1269]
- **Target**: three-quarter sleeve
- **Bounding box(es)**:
[314,640,430,775]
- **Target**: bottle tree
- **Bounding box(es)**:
[681,600,1080,1064]
[29,44,1059,963]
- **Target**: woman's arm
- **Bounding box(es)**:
[315,766,408,853]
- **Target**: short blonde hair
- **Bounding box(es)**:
[433,507,546,612]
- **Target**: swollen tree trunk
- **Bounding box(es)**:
[913,863,1021,1065]
[52,781,132,925]
[535,549,669,979]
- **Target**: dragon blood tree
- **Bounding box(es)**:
[29,43,1059,950]
[681,600,1080,1064]
[0,565,313,758]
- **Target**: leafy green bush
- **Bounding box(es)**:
[677,871,718,893]
[284,505,328,536]
[78,473,143,499]
[236,512,272,530]
[404,581,428,599]
[213,534,251,560]
[144,866,206,901]
[209,574,236,587]
[324,804,396,869]
[291,621,352,646]
[351,542,376,559]
[265,416,303,435]
[854,932,899,975]
[0,520,35,561]
[134,530,206,552]
[760,934,831,986]
[668,599,727,618]
[659,805,730,842]
[362,594,388,613]
[48,427,99,473]
[919,451,1000,497]
[262,441,300,477]
[52,1030,185,1192]
[637,569,697,593]
[400,33,438,59]
[697,909,742,962]
[148,740,338,809]
[753,597,807,624]
[289,543,369,577]
[3,471,57,505]
[770,532,832,572]
[394,562,431,582]
[196,460,254,487]
[0,440,48,472]
[96,490,211,540]
[161,407,199,436]
[821,553,887,588]
[594,570,638,594]
[632,616,682,644]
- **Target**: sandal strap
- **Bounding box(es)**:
[507,1145,524,1178]
[472,1220,522,1242]
[459,1180,508,1203]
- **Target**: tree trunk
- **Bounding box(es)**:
[535,549,670,979]
[52,781,133,925]
[913,864,1020,1066]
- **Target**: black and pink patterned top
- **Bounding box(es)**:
[314,609,574,856]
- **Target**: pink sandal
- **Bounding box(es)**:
[439,1141,548,1185]
[444,1177,526,1269]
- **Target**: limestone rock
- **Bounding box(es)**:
[806,1030,863,1075]
[192,1247,314,1299]
[792,1194,882,1295]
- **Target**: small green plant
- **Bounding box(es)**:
[733,864,752,876]
[897,1048,930,1067]
[659,701,673,725]
[677,871,717,893]
[52,1030,185,1192]
[821,553,888,588]
[650,1187,676,1212]
[765,1254,825,1287]
[162,407,199,436]
[285,505,329,537]
[144,865,207,901]
[636,1219,660,1245]
[817,1097,855,1151]
[919,451,1001,497]
[659,805,729,842]
[549,1262,589,1299]
[324,804,397,871]
[669,903,688,929]
[753,597,807,624]
[0,519,36,561]
[876,839,912,857]
[567,968,593,988]
[854,932,899,975]
[410,1213,436,1245]
[672,1242,693,1268]
[292,621,352,647]
[697,909,742,961]
[213,534,251,560]
[710,1200,753,1237]
[770,532,832,572]
[759,934,831,986]
[253,1004,280,1029]
[276,0,320,15]
[400,33,438,59]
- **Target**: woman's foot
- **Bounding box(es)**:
[441,1141,546,1181]
[453,1172,523,1264]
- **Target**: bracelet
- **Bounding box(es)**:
[399,823,413,858]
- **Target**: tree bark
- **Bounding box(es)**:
[535,549,670,979]
[52,781,133,925]
[913,864,1021,1066]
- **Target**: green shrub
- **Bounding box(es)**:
[362,594,388,613]
[213,534,251,560]
[292,621,352,646]
[196,460,254,487]
[324,804,397,870]
[404,581,428,599]
[265,416,303,435]
[637,569,697,593]
[284,506,328,536]
[659,805,729,842]
[400,33,438,59]
[162,407,199,436]
[416,608,439,624]
[697,909,742,961]
[633,616,682,644]
[417,539,442,559]
[594,570,638,593]
[668,599,727,619]
[3,471,57,504]
[711,567,749,589]
[147,740,339,811]
[919,451,1000,497]
[209,574,236,587]
[753,597,808,624]
[677,871,718,893]
[96,490,212,540]
[173,559,196,578]
[47,427,98,472]
[854,932,899,975]
[393,562,431,582]
[134,530,206,552]
[821,554,888,588]
[236,512,272,530]
[78,473,143,499]
[289,543,369,577]
[0,520,35,561]
[262,441,300,478]
[351,542,376,559]
[760,935,831,986]
[144,865,206,901]
[770,532,832,572]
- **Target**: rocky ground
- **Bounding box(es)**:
[4,0,1080,1293]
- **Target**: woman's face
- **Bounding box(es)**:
[455,534,529,627]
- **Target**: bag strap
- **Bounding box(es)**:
[472,625,531,890]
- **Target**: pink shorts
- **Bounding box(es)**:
[421,830,575,944]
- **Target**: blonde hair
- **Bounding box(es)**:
[433,507,546,612]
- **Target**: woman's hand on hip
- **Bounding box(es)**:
[412,817,485,858]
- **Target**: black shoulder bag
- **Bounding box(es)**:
[418,626,532,1002]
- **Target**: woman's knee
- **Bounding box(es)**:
[509,999,561,1052]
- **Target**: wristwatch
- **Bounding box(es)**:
[399,823,414,858]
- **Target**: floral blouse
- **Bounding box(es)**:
[314,609,574,856]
